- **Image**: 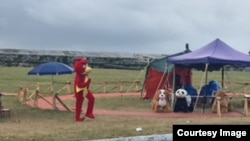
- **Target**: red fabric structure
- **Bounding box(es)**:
[144,68,168,99]
[74,58,95,122]
[143,66,192,100]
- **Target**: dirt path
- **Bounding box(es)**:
[25,92,245,118]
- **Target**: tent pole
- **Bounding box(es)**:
[154,64,169,95]
[193,67,207,111]
[165,65,171,89]
[51,75,57,110]
[171,65,176,109]
[221,66,224,88]
[202,63,209,113]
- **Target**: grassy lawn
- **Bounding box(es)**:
[1,67,250,141]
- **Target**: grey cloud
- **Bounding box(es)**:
[0,0,250,54]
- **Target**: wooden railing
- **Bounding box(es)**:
[92,81,141,93]
[17,80,142,111]
[17,81,73,111]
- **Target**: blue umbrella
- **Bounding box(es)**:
[28,62,74,110]
[28,62,74,76]
[28,62,74,83]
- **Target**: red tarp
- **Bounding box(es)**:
[143,67,192,99]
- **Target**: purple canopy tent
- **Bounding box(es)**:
[167,38,250,113]
[168,38,250,69]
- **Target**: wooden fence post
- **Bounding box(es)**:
[135,81,140,92]
[66,81,71,94]
[51,82,54,94]
[36,82,40,91]
[23,88,27,103]
[18,87,23,103]
[244,95,250,116]
[33,90,39,107]
[216,97,221,117]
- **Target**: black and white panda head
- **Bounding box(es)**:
[175,88,188,98]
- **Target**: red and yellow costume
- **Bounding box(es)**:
[74,58,95,122]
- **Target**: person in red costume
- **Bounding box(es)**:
[73,58,95,122]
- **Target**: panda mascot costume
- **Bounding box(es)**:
[174,88,193,113]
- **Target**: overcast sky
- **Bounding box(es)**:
[0,0,250,55]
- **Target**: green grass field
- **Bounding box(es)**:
[1,67,250,141]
